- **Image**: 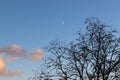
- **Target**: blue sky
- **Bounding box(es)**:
[0,0,120,80]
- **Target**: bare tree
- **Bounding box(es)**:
[76,18,120,80]
[30,18,120,80]
[45,40,71,80]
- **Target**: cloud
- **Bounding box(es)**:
[0,55,23,76]
[6,56,20,62]
[0,69,23,77]
[31,49,43,61]
[0,45,43,61]
[0,45,43,77]
[0,45,28,59]
[0,56,5,71]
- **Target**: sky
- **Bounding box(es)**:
[0,0,120,80]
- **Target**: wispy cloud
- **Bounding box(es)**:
[0,45,43,77]
[0,56,5,71]
[0,55,23,76]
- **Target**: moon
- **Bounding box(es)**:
[61,21,65,24]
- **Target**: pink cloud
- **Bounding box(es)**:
[0,56,5,71]
[0,69,23,77]
[0,45,28,58]
[0,45,43,77]
[0,55,23,76]
[31,49,43,61]
[0,45,43,61]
